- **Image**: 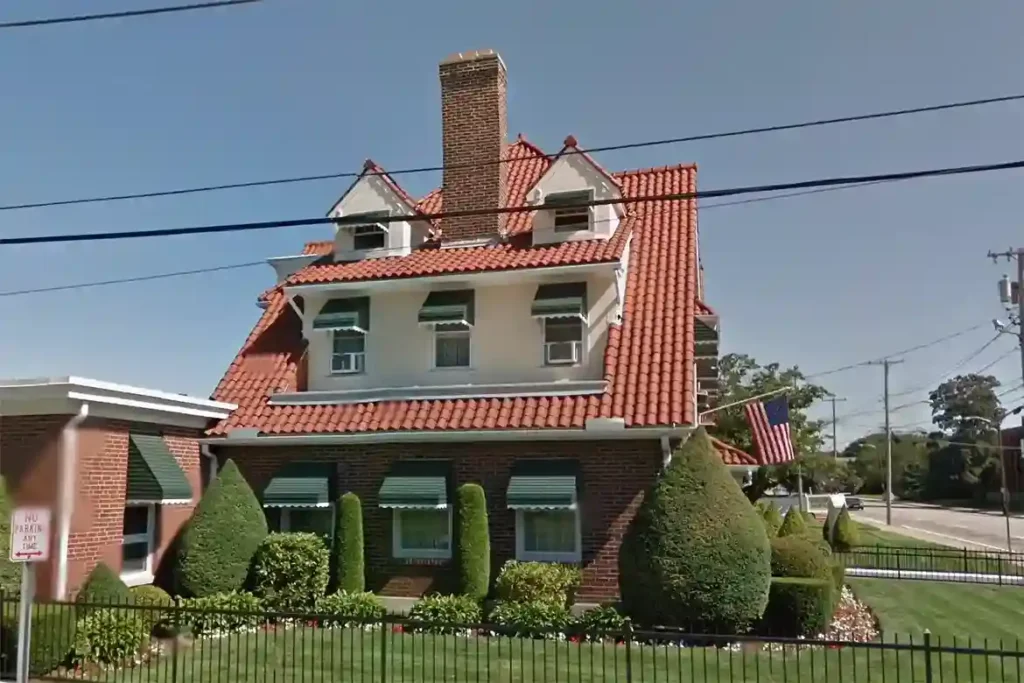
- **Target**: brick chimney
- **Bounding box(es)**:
[438,49,508,243]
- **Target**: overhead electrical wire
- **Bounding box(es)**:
[0,0,261,29]
[2,92,1023,212]
[4,156,1024,247]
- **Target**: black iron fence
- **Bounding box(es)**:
[836,545,1024,584]
[0,598,1021,682]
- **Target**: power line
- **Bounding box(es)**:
[5,156,1024,247]
[0,0,261,29]
[887,335,1007,399]
[3,93,1022,211]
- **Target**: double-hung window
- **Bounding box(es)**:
[121,504,156,583]
[312,297,370,375]
[261,462,335,545]
[332,330,366,374]
[544,318,584,366]
[434,324,471,369]
[352,225,386,251]
[531,283,587,366]
[544,190,594,233]
[507,460,582,564]
[419,290,474,370]
[379,461,453,560]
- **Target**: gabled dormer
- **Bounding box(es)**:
[527,136,625,246]
[328,160,432,261]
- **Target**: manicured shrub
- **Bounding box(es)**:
[829,508,860,552]
[0,478,19,592]
[488,600,572,639]
[77,563,133,607]
[332,493,365,593]
[572,605,629,640]
[618,428,771,633]
[129,585,173,634]
[777,506,808,538]
[831,561,847,590]
[177,591,262,637]
[798,531,834,558]
[757,501,783,537]
[760,578,834,637]
[71,609,148,667]
[250,532,329,612]
[494,561,581,607]
[319,591,386,627]
[0,606,77,676]
[407,594,482,634]
[173,459,267,598]
[456,483,490,601]
[770,536,832,580]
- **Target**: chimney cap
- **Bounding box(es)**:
[440,48,506,71]
[563,135,578,148]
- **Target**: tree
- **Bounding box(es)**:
[845,432,928,497]
[333,493,365,593]
[456,484,490,601]
[711,354,830,501]
[929,374,1002,436]
[0,477,18,592]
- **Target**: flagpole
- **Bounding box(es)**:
[697,385,792,419]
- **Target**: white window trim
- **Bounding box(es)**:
[352,224,388,251]
[514,507,583,564]
[432,327,473,370]
[121,503,156,586]
[330,329,367,375]
[542,318,586,367]
[391,506,453,560]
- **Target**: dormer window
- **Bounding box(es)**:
[335,211,390,251]
[544,190,595,233]
[312,297,370,375]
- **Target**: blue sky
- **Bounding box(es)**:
[1,0,1022,447]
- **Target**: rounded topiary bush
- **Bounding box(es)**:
[758,501,783,537]
[77,563,133,607]
[407,594,483,634]
[777,506,808,537]
[760,578,834,637]
[494,561,580,607]
[830,508,859,552]
[618,428,771,633]
[489,600,573,639]
[71,608,149,667]
[319,590,386,627]
[173,459,268,597]
[770,536,831,580]
[129,585,173,634]
[456,483,490,602]
[250,532,329,612]
[332,493,365,593]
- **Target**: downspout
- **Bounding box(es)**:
[200,444,218,489]
[660,435,672,470]
[56,403,89,600]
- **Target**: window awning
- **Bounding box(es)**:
[126,434,193,504]
[312,297,370,332]
[378,460,451,509]
[543,189,593,208]
[506,459,581,510]
[531,283,588,321]
[418,290,475,327]
[334,210,390,230]
[262,462,333,508]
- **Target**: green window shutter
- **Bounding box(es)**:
[418,290,475,326]
[531,282,587,320]
[543,190,593,207]
[378,460,451,509]
[312,297,371,331]
[262,462,333,507]
[506,459,581,510]
[126,434,193,503]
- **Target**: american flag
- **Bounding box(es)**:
[743,395,796,464]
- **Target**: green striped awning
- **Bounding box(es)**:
[418,290,475,326]
[507,460,581,510]
[334,210,390,229]
[531,283,587,320]
[312,297,370,332]
[126,434,193,504]
[263,462,333,508]
[378,460,451,509]
[543,190,593,207]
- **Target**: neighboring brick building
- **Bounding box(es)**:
[0,377,234,599]
[202,49,758,604]
[1000,425,1024,496]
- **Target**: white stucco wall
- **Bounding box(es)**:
[530,153,621,245]
[331,175,431,259]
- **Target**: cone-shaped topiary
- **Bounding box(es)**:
[332,493,365,593]
[758,501,783,537]
[770,536,831,579]
[456,483,490,601]
[829,507,859,551]
[619,428,771,633]
[0,477,18,592]
[777,506,808,537]
[172,459,267,597]
[77,562,132,605]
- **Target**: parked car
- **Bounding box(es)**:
[846,497,864,511]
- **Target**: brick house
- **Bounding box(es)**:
[0,377,234,599]
[203,49,758,604]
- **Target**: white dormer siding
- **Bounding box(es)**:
[330,175,431,260]
[529,151,624,246]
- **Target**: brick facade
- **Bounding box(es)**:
[0,414,205,599]
[218,439,663,602]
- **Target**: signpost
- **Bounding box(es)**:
[10,507,50,683]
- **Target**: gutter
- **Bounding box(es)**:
[200,445,218,490]
[56,403,89,600]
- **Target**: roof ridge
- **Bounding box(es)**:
[509,134,549,160]
[613,162,698,177]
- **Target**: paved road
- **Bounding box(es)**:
[853,500,1024,551]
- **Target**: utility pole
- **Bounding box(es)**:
[829,395,847,458]
[867,358,903,525]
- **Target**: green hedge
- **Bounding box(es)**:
[176,591,263,637]
[249,532,329,612]
[407,595,482,634]
[332,493,365,593]
[71,608,148,667]
[129,585,173,634]
[318,590,385,627]
[488,600,572,639]
[777,506,808,537]
[0,478,18,593]
[760,578,834,637]
[456,484,490,601]
[829,508,859,552]
[770,536,831,580]
[757,501,783,537]
[76,563,132,608]
[0,607,77,676]
[494,561,580,607]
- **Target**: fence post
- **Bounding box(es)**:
[963,547,969,574]
[923,629,933,683]
[624,621,634,683]
[170,626,179,683]
[380,619,388,683]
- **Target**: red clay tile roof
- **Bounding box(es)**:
[209,139,698,436]
[711,437,758,466]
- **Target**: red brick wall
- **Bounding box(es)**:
[217,439,662,602]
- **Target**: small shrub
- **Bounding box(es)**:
[777,507,808,538]
[757,501,783,537]
[770,536,831,580]
[760,578,834,637]
[71,609,148,667]
[177,591,262,637]
[0,607,77,676]
[797,531,834,558]
[489,600,572,639]
[77,563,132,607]
[319,590,385,627]
[0,478,19,592]
[250,532,329,612]
[173,459,268,598]
[494,561,581,607]
[830,561,846,589]
[456,483,490,601]
[129,585,173,634]
[333,493,365,593]
[572,605,629,639]
[831,508,859,552]
[407,595,482,634]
